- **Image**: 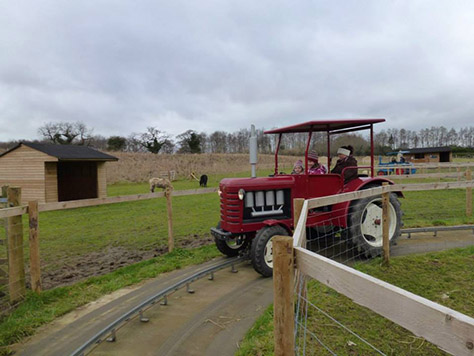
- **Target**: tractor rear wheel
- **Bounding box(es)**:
[214,223,249,257]
[348,193,402,257]
[250,225,288,277]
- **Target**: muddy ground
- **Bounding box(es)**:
[37,235,214,290]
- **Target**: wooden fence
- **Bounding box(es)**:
[0,185,218,303]
[274,180,474,356]
[373,164,473,180]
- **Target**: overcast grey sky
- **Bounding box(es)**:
[1,1,474,141]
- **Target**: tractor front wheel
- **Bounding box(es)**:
[250,225,288,277]
[214,223,249,257]
[348,194,402,257]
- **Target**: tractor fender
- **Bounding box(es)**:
[332,178,403,228]
[261,219,292,235]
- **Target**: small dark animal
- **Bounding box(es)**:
[199,174,208,187]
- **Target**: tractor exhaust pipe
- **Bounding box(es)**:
[250,124,257,178]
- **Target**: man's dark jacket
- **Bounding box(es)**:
[331,156,358,183]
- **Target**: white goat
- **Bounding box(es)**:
[149,178,172,193]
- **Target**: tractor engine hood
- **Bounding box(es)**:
[219,175,295,192]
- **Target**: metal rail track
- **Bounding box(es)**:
[71,256,243,356]
[401,225,474,238]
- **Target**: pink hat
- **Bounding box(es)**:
[294,159,303,168]
[308,151,319,162]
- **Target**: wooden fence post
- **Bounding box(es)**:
[467,169,472,217]
[1,186,8,237]
[382,183,390,266]
[28,201,42,293]
[273,235,294,356]
[293,198,304,244]
[165,187,174,253]
[0,186,8,297]
[7,187,26,303]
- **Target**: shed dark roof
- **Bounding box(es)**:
[0,142,118,161]
[404,147,452,154]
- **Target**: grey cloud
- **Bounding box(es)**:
[1,1,474,141]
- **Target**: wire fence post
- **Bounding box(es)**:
[165,187,174,253]
[7,187,26,303]
[1,186,8,238]
[273,235,294,356]
[467,169,472,217]
[0,186,8,299]
[382,182,390,266]
[293,198,304,233]
[28,201,42,293]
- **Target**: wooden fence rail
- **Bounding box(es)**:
[0,186,219,302]
[284,179,474,356]
[294,247,474,356]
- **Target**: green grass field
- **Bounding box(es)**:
[237,246,474,356]
[0,169,472,354]
[0,246,221,355]
[0,170,471,271]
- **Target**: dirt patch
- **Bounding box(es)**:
[38,235,214,290]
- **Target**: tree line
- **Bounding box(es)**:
[0,121,473,156]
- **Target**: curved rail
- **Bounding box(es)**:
[71,256,243,356]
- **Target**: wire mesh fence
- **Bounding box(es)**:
[0,190,220,310]
[291,183,474,356]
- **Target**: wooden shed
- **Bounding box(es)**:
[0,142,118,204]
[405,147,452,163]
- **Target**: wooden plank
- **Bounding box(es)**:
[28,201,42,293]
[44,162,58,203]
[165,189,174,253]
[307,181,474,210]
[394,181,474,192]
[295,247,474,356]
[292,200,308,248]
[307,186,387,209]
[38,188,218,212]
[7,187,26,303]
[293,198,304,229]
[39,192,166,212]
[0,206,28,219]
[171,187,218,197]
[467,170,472,217]
[387,173,459,180]
[97,162,107,199]
[273,236,294,356]
[382,183,390,266]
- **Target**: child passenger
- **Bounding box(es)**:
[291,160,304,174]
[308,151,327,174]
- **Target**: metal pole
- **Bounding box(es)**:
[370,124,374,177]
[250,124,258,178]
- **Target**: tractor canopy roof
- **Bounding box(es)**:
[264,119,385,134]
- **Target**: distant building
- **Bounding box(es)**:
[0,142,118,203]
[403,147,452,163]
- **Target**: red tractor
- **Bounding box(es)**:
[211,119,402,276]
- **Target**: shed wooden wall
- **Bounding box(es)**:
[97,162,107,198]
[44,162,58,202]
[0,145,57,203]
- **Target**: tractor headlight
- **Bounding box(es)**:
[218,189,222,197]
[238,189,245,200]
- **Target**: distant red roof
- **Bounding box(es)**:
[264,119,385,134]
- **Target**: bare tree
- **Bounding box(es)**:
[130,127,172,154]
[38,121,93,145]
